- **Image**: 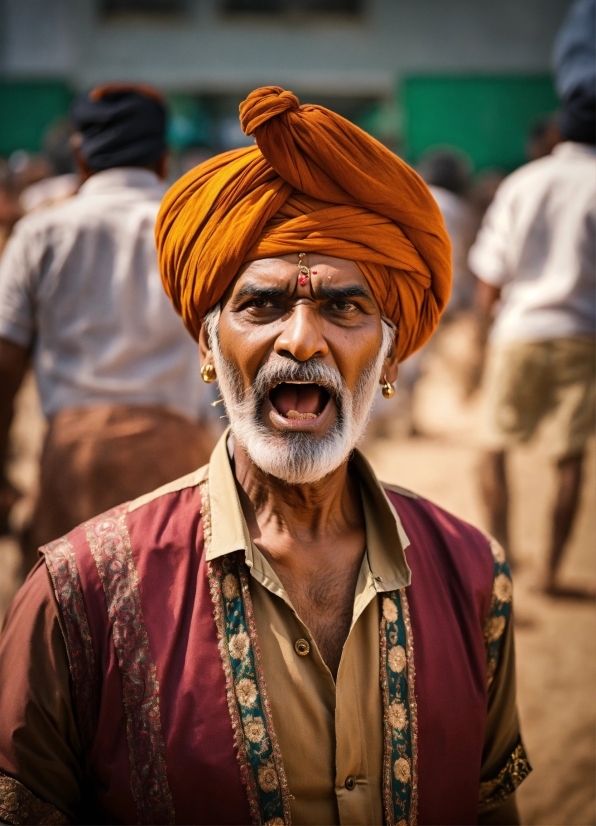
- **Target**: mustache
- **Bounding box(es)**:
[251,358,346,403]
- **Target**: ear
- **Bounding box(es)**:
[380,333,398,385]
[198,322,213,368]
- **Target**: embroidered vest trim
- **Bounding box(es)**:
[44,535,98,762]
[85,508,176,826]
[380,591,418,826]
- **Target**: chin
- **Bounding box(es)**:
[232,422,355,486]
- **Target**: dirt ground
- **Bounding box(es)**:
[0,317,594,825]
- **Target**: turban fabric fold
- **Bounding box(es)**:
[156,86,452,362]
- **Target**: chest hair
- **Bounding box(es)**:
[282,560,361,679]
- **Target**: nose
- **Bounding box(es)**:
[274,303,329,362]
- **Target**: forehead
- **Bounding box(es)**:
[228,254,372,295]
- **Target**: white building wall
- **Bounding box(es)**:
[1,0,571,94]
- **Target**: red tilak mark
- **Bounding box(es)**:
[311,270,317,274]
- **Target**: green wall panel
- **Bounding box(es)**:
[0,81,73,156]
[402,75,558,171]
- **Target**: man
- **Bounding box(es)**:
[469,77,595,592]
[0,84,212,572]
[0,87,530,825]
[418,149,475,314]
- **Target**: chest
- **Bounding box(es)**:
[260,545,363,676]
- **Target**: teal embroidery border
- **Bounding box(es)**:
[202,480,290,826]
[484,539,513,688]
[380,589,418,826]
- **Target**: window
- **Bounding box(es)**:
[223,0,362,15]
[101,0,185,14]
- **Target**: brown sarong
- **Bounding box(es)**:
[28,404,215,558]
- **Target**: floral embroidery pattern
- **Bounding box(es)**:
[0,772,68,825]
[380,591,418,826]
[478,740,532,813]
[202,479,291,826]
[484,538,513,688]
[43,535,98,760]
[86,508,175,825]
[208,552,291,825]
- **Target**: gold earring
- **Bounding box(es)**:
[201,364,216,383]
[381,375,395,399]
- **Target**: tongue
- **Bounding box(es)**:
[272,384,322,417]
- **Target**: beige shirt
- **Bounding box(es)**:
[205,435,519,825]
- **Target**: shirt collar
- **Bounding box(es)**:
[552,140,596,159]
[206,429,411,592]
[78,167,166,196]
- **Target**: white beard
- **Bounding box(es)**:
[204,305,394,485]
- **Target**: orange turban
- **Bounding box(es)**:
[156,86,451,361]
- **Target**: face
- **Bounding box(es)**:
[200,254,397,484]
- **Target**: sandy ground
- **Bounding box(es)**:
[0,317,594,825]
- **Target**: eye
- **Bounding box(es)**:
[248,298,274,309]
[328,299,358,313]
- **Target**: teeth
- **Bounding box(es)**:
[270,380,325,388]
[286,410,318,420]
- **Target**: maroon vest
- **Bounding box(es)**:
[43,483,494,825]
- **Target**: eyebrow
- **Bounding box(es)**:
[314,285,374,302]
[234,284,289,301]
[233,283,374,303]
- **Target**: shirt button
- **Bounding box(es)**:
[345,775,356,791]
[294,638,310,656]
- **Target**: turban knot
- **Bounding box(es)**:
[156,86,452,362]
[240,86,300,134]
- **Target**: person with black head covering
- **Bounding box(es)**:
[468,7,596,595]
[0,83,213,575]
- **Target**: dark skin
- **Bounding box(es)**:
[0,149,168,548]
[202,258,521,823]
[475,280,587,596]
[199,254,398,678]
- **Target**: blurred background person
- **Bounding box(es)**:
[418,149,475,314]
[468,39,595,592]
[525,116,562,161]
[0,84,214,575]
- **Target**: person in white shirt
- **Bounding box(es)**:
[0,84,213,573]
[468,85,595,595]
[418,150,475,314]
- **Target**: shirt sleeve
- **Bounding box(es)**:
[0,561,83,825]
[478,539,532,816]
[468,178,516,288]
[0,221,39,348]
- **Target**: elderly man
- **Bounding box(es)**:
[0,84,212,573]
[0,88,529,826]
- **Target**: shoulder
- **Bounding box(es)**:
[127,463,209,514]
[44,464,210,572]
[493,156,555,200]
[383,484,508,624]
[383,482,496,571]
[383,482,487,543]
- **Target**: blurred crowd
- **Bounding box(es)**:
[0,0,593,605]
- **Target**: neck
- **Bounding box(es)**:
[232,440,363,551]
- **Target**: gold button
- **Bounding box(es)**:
[294,638,310,656]
[345,775,356,791]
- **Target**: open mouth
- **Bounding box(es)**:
[268,381,331,421]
